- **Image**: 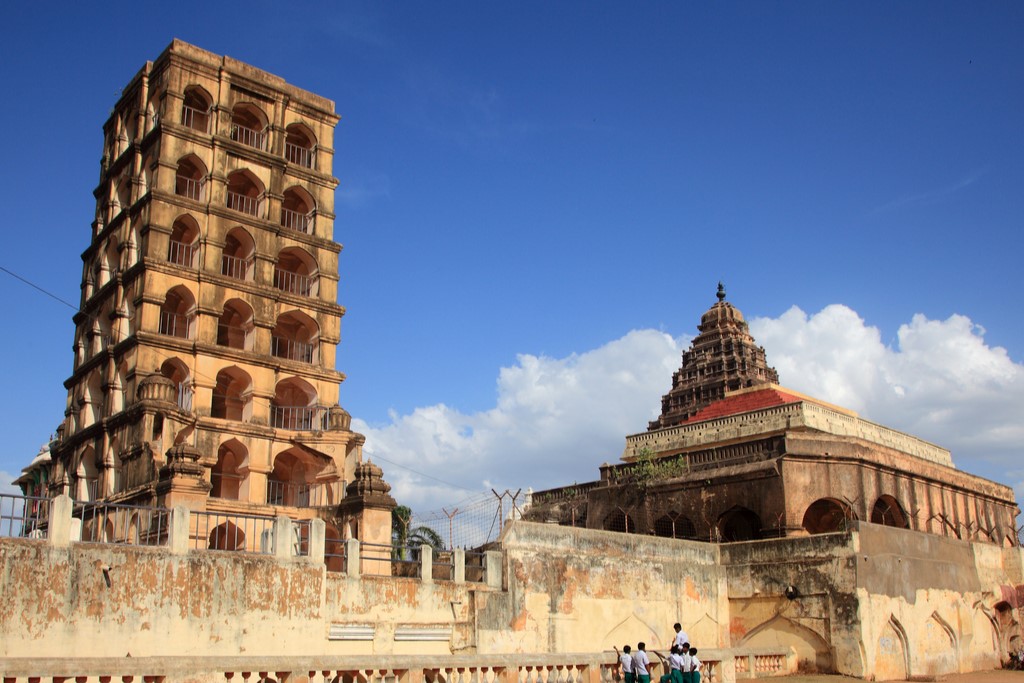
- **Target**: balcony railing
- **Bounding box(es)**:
[274,269,315,297]
[284,142,315,168]
[226,191,262,217]
[281,207,314,234]
[180,105,210,133]
[271,405,328,431]
[272,336,315,363]
[266,480,331,508]
[221,253,252,280]
[74,500,170,546]
[1,493,49,539]
[175,176,205,201]
[159,311,193,338]
[168,239,197,268]
[230,124,267,150]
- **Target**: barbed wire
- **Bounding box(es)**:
[406,488,527,550]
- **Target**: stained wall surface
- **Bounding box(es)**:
[2,520,1021,681]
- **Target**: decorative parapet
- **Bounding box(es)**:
[624,400,952,467]
[0,649,790,683]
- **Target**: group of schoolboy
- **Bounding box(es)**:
[614,624,702,683]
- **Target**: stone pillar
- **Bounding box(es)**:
[485,550,502,589]
[273,516,294,559]
[421,545,433,583]
[346,538,361,577]
[308,518,326,564]
[169,505,190,555]
[48,494,74,547]
[337,460,397,576]
[155,443,211,510]
[453,548,466,583]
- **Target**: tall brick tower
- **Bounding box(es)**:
[44,41,363,535]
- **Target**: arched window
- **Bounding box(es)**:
[267,447,331,507]
[212,439,247,500]
[181,86,212,133]
[802,498,855,535]
[98,238,119,288]
[871,495,910,529]
[272,310,319,363]
[603,510,632,534]
[230,103,268,151]
[115,176,132,216]
[271,377,323,430]
[77,446,99,502]
[209,521,245,551]
[718,506,762,542]
[217,299,255,350]
[281,186,316,234]
[175,155,207,201]
[211,367,252,422]
[654,513,696,539]
[225,170,265,217]
[285,123,316,168]
[84,372,105,427]
[274,247,319,297]
[221,227,255,281]
[158,286,196,339]
[168,215,200,268]
[159,358,192,411]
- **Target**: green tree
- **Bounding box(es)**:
[392,505,444,560]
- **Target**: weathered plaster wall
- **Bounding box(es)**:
[0,539,482,659]
[853,523,1023,680]
[719,531,860,674]
[480,522,727,655]
[3,521,1020,681]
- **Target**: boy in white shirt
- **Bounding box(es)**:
[689,647,702,683]
[614,644,635,683]
[633,642,653,683]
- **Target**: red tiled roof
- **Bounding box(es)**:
[682,387,805,424]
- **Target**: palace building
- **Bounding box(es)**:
[527,285,1020,547]
[15,40,380,546]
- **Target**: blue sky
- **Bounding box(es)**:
[1,2,1022,515]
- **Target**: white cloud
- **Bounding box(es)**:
[0,472,22,496]
[354,329,683,510]
[356,305,1024,516]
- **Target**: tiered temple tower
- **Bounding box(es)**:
[649,283,778,429]
[43,41,364,526]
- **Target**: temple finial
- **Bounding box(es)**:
[716,282,726,302]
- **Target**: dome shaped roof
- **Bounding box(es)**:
[698,283,746,331]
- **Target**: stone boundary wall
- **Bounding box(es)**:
[3,517,1020,682]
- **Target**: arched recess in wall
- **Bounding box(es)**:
[875,615,910,681]
[212,439,248,501]
[802,498,856,534]
[993,601,1018,653]
[601,613,660,654]
[718,506,762,542]
[268,446,334,507]
[209,520,245,551]
[603,509,632,534]
[654,512,696,540]
[871,495,910,529]
[918,611,957,677]
[967,606,1000,669]
[739,615,833,673]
